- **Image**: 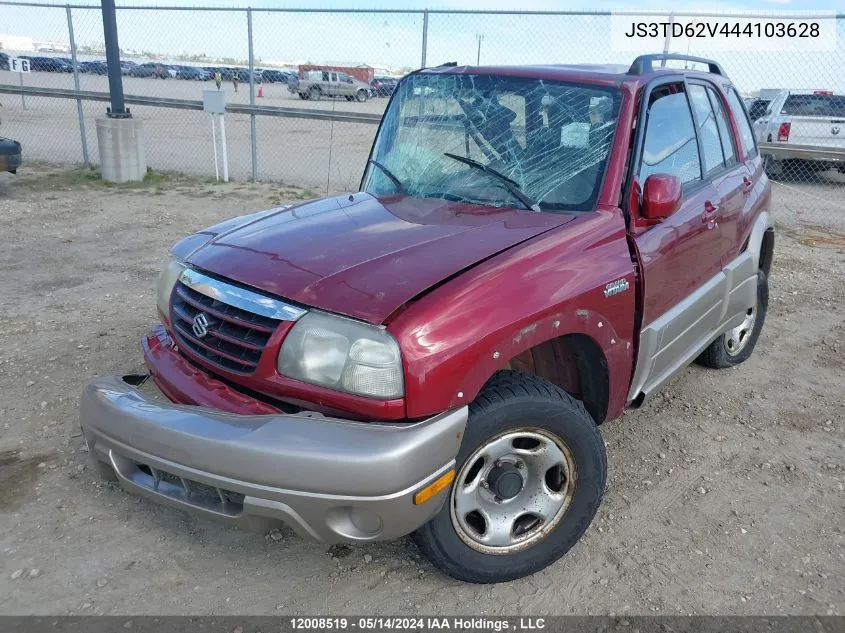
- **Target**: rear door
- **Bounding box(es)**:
[687,81,748,268]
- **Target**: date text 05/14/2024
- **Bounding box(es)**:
[289,618,548,630]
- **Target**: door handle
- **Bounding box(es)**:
[742,176,754,195]
[702,201,719,228]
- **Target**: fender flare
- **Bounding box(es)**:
[446,307,631,422]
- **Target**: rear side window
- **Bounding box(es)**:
[782,94,845,118]
[706,87,736,166]
[639,85,701,185]
[726,88,758,159]
[689,84,725,175]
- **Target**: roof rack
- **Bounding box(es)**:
[627,54,725,77]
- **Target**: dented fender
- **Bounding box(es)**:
[388,208,637,421]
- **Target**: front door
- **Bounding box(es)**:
[629,81,726,399]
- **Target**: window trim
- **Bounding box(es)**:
[726,85,759,161]
[704,84,738,168]
[686,79,739,181]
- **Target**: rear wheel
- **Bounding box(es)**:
[356,89,369,103]
[413,371,606,583]
[697,269,768,368]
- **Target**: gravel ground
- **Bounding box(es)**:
[0,166,843,616]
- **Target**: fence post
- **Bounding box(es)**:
[420,9,429,69]
[247,7,257,182]
[66,5,90,168]
[661,11,674,65]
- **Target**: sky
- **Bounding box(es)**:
[1,0,842,92]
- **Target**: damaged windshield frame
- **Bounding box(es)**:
[362,72,621,213]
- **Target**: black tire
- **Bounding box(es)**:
[298,92,307,100]
[696,269,768,369]
[309,86,321,101]
[356,89,368,103]
[413,371,606,583]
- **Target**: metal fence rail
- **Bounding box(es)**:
[1,3,844,194]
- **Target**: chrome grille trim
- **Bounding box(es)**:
[178,267,308,322]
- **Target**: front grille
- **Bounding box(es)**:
[170,280,282,374]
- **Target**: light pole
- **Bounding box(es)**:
[476,34,483,65]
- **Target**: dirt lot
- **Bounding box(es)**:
[0,166,843,616]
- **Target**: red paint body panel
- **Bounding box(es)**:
[187,192,571,325]
[142,330,281,415]
[389,208,636,421]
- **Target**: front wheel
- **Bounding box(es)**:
[308,87,321,101]
[696,269,768,368]
[413,371,606,583]
[356,89,368,103]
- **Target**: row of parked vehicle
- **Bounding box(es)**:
[1,52,402,100]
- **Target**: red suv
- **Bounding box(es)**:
[80,53,773,583]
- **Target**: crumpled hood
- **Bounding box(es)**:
[187,192,573,324]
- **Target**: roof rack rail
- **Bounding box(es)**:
[627,54,725,77]
[439,61,458,67]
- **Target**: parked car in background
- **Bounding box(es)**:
[24,56,72,72]
[261,69,296,84]
[176,66,211,80]
[128,63,157,78]
[744,97,771,122]
[753,89,845,179]
[0,103,22,173]
[81,53,773,585]
[120,60,138,75]
[79,60,108,75]
[370,76,398,97]
[295,70,371,102]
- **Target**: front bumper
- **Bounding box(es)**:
[80,376,467,542]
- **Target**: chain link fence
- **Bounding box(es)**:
[1,4,844,200]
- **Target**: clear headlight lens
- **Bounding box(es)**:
[156,258,186,323]
[278,311,404,400]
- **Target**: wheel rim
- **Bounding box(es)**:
[724,302,757,356]
[450,428,576,554]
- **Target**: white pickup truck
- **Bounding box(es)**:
[753,90,845,179]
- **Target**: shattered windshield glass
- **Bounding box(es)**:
[363,73,620,212]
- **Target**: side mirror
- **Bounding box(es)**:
[641,174,682,220]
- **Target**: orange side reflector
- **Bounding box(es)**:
[413,469,456,505]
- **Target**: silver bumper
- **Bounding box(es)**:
[80,376,467,543]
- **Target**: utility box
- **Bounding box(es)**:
[203,89,227,114]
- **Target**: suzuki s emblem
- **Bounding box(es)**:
[604,279,630,298]
[192,312,210,338]
[833,127,841,135]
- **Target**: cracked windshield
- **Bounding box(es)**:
[364,73,621,212]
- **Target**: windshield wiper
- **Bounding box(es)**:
[367,159,406,194]
[442,152,540,212]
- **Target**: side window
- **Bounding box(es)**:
[726,88,758,159]
[639,85,701,185]
[321,71,329,81]
[688,84,725,175]
[706,87,736,166]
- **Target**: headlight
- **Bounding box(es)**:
[278,311,404,400]
[156,258,186,323]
